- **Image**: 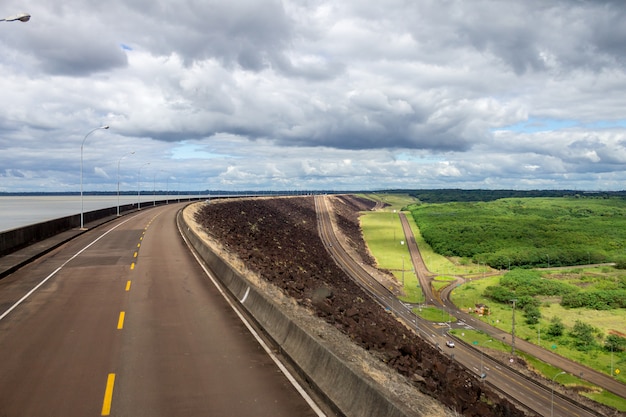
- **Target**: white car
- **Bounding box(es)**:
[446,341,455,348]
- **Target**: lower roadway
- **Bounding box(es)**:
[0,202,326,417]
[315,195,604,417]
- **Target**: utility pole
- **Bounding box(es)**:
[511,299,517,354]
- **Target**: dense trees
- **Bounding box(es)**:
[408,197,626,268]
[561,290,626,309]
[406,194,626,361]
[403,189,626,203]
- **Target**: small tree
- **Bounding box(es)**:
[546,316,564,337]
[605,334,626,352]
[570,320,598,351]
[524,303,541,325]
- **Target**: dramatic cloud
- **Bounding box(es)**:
[1,0,626,192]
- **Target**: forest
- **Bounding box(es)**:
[406,196,626,268]
[400,188,626,203]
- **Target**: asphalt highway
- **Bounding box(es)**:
[0,203,325,417]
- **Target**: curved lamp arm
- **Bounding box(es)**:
[1,13,30,22]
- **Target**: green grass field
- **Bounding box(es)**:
[357,193,626,411]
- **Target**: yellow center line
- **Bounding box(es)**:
[133,252,138,258]
[125,280,131,291]
[137,242,141,248]
[117,311,125,329]
[101,373,115,416]
[130,262,135,270]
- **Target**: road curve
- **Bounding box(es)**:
[0,203,325,417]
[397,210,625,410]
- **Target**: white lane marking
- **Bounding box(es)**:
[240,286,250,304]
[180,229,327,417]
[0,217,136,322]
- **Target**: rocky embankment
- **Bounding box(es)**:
[194,195,536,417]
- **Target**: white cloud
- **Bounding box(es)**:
[1,0,626,192]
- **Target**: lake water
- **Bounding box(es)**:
[0,194,203,232]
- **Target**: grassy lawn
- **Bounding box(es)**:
[359,193,423,304]
[413,305,457,323]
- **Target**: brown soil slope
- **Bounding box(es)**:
[195,195,534,417]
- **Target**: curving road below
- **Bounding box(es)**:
[397,211,625,411]
[0,203,326,417]
[316,195,604,417]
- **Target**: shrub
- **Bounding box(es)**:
[546,317,564,337]
[561,290,626,310]
[570,320,599,351]
[605,334,626,352]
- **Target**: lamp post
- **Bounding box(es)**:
[117,151,135,216]
[480,339,493,381]
[531,315,541,346]
[0,13,30,22]
[80,125,109,229]
[153,172,157,206]
[551,371,566,417]
[137,163,150,210]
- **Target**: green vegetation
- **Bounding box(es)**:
[359,193,626,409]
[413,305,445,321]
[451,329,626,411]
[406,197,626,268]
[405,189,626,203]
[450,270,626,385]
[359,194,421,303]
[362,190,626,411]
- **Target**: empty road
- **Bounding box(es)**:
[0,203,325,417]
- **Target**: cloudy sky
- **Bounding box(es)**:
[2,0,626,192]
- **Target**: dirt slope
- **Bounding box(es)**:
[194,195,535,417]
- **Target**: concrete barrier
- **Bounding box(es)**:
[0,204,134,257]
[0,198,201,258]
[178,209,414,417]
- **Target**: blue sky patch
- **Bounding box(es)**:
[497,118,626,133]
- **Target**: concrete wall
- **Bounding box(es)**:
[0,204,134,257]
[178,209,414,417]
[0,198,200,257]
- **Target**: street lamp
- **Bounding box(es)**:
[531,315,541,346]
[551,371,566,417]
[0,13,30,22]
[152,172,160,206]
[480,339,493,380]
[117,151,135,216]
[137,162,150,210]
[80,125,110,229]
